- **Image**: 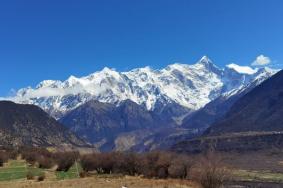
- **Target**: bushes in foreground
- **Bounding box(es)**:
[0,146,230,188]
[21,148,52,166]
[81,152,115,174]
[54,152,78,172]
[37,174,46,182]
[0,148,21,167]
[191,151,231,188]
[80,151,230,188]
[20,147,77,171]
[26,171,35,180]
[80,152,193,179]
[0,151,9,167]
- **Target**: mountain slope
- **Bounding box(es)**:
[172,70,283,153]
[205,70,283,135]
[59,100,171,151]
[181,67,277,131]
[5,56,275,120]
[0,101,87,147]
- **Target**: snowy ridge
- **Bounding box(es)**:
[4,56,278,118]
[223,67,279,98]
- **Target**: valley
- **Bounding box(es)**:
[1,58,283,188]
[1,1,283,187]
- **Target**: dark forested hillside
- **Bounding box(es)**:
[205,70,283,136]
[0,101,87,147]
[60,100,173,148]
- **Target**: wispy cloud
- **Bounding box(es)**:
[1,83,110,103]
[251,55,271,66]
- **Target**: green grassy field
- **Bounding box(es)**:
[0,159,82,182]
[55,162,82,180]
[1,159,283,185]
[0,160,44,181]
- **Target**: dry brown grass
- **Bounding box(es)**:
[221,150,283,173]
[0,176,198,188]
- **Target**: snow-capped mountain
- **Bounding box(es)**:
[182,65,278,131]
[7,56,277,119]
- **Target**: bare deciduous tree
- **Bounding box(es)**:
[191,151,231,188]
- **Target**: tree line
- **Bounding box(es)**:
[0,147,230,188]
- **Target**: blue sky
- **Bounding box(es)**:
[0,0,283,96]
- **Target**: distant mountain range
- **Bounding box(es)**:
[206,69,283,135]
[181,67,275,131]
[7,56,276,120]
[0,56,280,151]
[173,70,283,153]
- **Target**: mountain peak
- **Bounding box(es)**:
[194,56,221,74]
[67,75,79,83]
[200,55,210,62]
[36,80,61,89]
[130,66,153,73]
[196,55,217,68]
[100,67,116,74]
[4,56,278,119]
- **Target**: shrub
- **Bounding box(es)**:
[192,151,230,188]
[37,155,54,169]
[81,154,97,172]
[81,154,95,172]
[168,155,193,179]
[141,152,160,177]
[97,153,115,174]
[37,174,45,182]
[21,148,50,165]
[155,152,173,178]
[79,171,88,178]
[54,152,78,172]
[157,167,168,179]
[26,171,35,180]
[81,153,119,174]
[113,152,140,176]
[136,152,173,178]
[0,151,9,167]
[20,147,54,168]
[168,161,187,179]
[7,150,18,160]
[22,152,37,165]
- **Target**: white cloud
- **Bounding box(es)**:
[226,63,257,75]
[3,82,110,103]
[252,55,271,66]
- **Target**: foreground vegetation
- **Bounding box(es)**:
[0,160,43,181]
[1,147,283,187]
[0,147,231,188]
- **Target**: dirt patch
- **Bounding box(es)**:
[0,176,197,188]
